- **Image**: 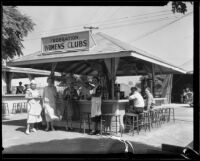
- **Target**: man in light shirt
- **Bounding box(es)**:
[129,87,144,114]
[144,87,155,111]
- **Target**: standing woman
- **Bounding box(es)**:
[25,80,42,135]
[89,77,102,135]
[62,86,73,131]
[43,77,59,131]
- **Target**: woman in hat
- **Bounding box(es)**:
[43,77,59,131]
[89,76,103,135]
[25,80,42,135]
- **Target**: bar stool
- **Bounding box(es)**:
[17,102,23,113]
[138,111,151,133]
[2,103,9,114]
[12,103,18,114]
[123,113,139,136]
[150,108,160,128]
[79,112,91,134]
[168,107,175,123]
[22,102,27,113]
[162,108,170,123]
[100,113,122,136]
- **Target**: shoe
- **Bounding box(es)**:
[68,127,73,131]
[90,130,96,135]
[31,128,37,132]
[45,128,49,131]
[25,130,30,135]
[51,127,55,131]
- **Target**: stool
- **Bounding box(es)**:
[157,108,163,127]
[168,108,175,123]
[162,108,170,123]
[123,113,139,136]
[138,111,151,133]
[22,102,27,113]
[150,109,157,128]
[12,103,18,113]
[17,103,23,113]
[80,112,91,134]
[2,103,9,114]
[100,114,121,136]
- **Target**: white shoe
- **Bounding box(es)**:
[25,130,30,135]
[31,128,37,132]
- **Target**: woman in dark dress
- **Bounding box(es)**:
[62,84,79,131]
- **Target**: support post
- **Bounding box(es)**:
[5,72,14,94]
[27,74,34,81]
[50,62,57,78]
[111,58,116,100]
[152,64,155,97]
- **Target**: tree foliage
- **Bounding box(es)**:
[171,1,193,14]
[2,6,35,61]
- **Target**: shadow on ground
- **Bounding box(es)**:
[3,137,161,154]
[2,119,26,126]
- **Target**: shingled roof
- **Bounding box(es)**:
[7,32,186,75]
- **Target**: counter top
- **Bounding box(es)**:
[75,99,129,103]
[2,94,25,97]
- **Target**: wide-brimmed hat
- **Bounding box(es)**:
[30,80,36,85]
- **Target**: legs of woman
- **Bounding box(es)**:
[45,121,50,131]
[26,123,30,135]
[50,121,55,131]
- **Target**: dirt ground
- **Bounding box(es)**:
[2,104,193,154]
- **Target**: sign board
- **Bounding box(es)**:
[41,31,90,54]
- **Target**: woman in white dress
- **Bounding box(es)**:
[25,80,42,135]
[43,77,59,131]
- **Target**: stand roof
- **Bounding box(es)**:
[7,32,186,76]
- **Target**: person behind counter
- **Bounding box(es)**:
[25,80,42,135]
[43,77,59,131]
[16,81,24,94]
[62,84,79,131]
[23,84,30,94]
[129,87,144,114]
[144,87,155,111]
[89,77,102,135]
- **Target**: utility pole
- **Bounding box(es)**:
[83,26,99,34]
[83,26,99,46]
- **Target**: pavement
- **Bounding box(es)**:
[2,104,193,154]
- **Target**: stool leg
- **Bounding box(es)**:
[88,114,90,132]
[173,108,175,123]
[116,116,118,135]
[132,116,134,136]
[83,120,85,134]
[80,117,82,132]
[137,116,139,135]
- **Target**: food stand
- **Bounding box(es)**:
[7,30,186,131]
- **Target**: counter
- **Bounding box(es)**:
[2,94,27,114]
[68,99,128,131]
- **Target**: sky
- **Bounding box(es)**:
[7,4,193,88]
[17,3,193,68]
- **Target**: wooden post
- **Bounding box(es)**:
[111,58,115,100]
[50,62,57,78]
[5,72,13,94]
[152,64,155,97]
[27,74,34,81]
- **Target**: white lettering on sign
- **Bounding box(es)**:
[41,31,89,54]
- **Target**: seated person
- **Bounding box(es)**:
[144,87,155,111]
[128,87,145,114]
[16,81,24,94]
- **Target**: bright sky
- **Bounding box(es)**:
[17,3,193,68]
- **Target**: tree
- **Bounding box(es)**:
[2,6,35,61]
[171,1,193,14]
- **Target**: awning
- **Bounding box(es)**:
[7,32,187,76]
[2,65,61,78]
